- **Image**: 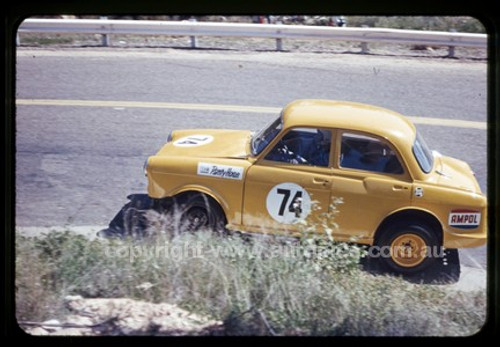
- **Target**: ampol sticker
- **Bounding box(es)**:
[448,209,481,229]
[173,135,214,147]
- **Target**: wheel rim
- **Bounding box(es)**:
[390,233,428,268]
[184,206,209,231]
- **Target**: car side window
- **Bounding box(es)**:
[265,128,331,167]
[340,132,404,174]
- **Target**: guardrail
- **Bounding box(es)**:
[18,18,487,57]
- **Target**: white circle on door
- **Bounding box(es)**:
[266,182,312,224]
[173,135,214,147]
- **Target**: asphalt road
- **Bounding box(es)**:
[14,48,487,268]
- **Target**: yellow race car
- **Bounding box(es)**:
[145,99,486,274]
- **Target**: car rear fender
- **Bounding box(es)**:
[374,207,443,245]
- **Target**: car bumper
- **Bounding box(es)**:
[443,229,487,248]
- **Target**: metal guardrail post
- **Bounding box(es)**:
[276,21,283,51]
[360,25,369,54]
[100,16,110,47]
[448,45,455,58]
[360,42,369,54]
[447,29,457,58]
[189,18,197,48]
[276,38,283,51]
[190,36,197,48]
[189,35,196,48]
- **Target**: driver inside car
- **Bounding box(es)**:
[266,129,331,167]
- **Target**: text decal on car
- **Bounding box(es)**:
[197,162,244,180]
[448,209,481,229]
[174,135,214,147]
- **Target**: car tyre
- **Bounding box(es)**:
[174,193,226,233]
[375,220,441,275]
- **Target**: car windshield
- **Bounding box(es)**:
[251,116,283,155]
[412,131,434,173]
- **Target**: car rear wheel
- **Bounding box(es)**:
[375,221,441,275]
[174,193,226,233]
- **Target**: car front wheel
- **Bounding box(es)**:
[174,193,226,233]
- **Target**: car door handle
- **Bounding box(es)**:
[313,177,330,185]
[392,185,408,191]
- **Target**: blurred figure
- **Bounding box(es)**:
[336,16,346,27]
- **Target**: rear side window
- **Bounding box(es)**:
[339,132,404,174]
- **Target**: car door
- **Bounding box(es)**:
[330,130,412,242]
[242,127,334,234]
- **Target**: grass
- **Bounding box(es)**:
[15,206,486,336]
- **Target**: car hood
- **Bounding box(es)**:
[157,129,253,159]
[433,154,481,194]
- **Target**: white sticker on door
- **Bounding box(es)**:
[266,182,312,224]
[173,135,214,147]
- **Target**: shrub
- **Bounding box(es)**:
[346,16,485,33]
[16,207,485,335]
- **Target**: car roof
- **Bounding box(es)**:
[281,99,416,148]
